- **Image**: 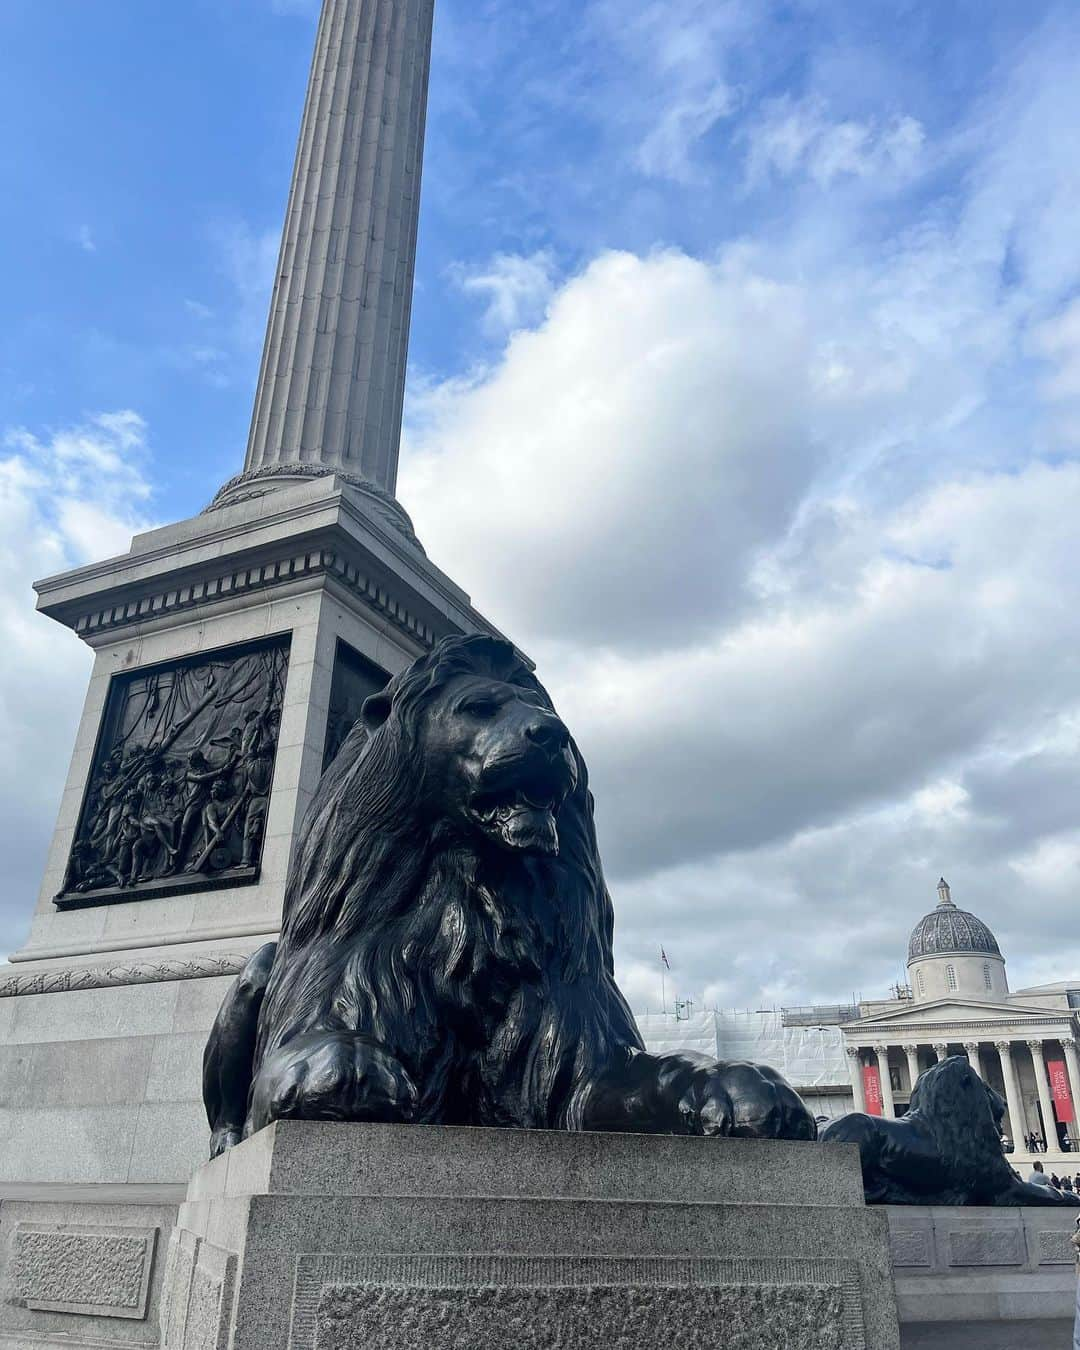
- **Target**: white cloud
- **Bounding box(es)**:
[400,17,1080,1008]
[449,251,558,338]
[0,414,154,958]
[76,224,97,254]
[637,85,734,183]
[744,98,925,190]
[584,0,750,182]
[1034,298,1080,403]
[404,249,821,650]
[210,222,281,348]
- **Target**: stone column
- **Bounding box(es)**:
[995,1041,1027,1143]
[1028,1040,1060,1150]
[244,0,436,493]
[874,1045,895,1119]
[933,1042,948,1062]
[902,1044,921,1094]
[1063,1037,1080,1134]
[962,1041,983,1080]
[846,1047,867,1113]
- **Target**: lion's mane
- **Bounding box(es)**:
[906,1056,1008,1201]
[823,1057,1070,1206]
[249,635,642,1131]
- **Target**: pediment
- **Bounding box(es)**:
[852,997,1071,1029]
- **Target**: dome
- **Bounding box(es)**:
[907,879,1002,963]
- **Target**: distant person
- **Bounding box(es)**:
[1001,1133,1013,1154]
[1052,1173,1063,1190]
[1065,1178,1075,1194]
[1029,1161,1053,1189]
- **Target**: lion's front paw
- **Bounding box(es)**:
[679,1062,817,1142]
[209,1126,242,1159]
[248,1032,418,1133]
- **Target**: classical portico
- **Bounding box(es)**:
[842,881,1080,1160]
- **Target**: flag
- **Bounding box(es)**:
[660,947,670,970]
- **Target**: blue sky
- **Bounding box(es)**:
[6,0,1080,1010]
[3,0,1060,507]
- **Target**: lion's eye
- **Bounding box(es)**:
[461,697,500,718]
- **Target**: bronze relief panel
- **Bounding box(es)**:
[57,636,290,909]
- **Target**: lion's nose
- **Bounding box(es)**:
[526,718,570,753]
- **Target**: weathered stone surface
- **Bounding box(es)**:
[890,1229,933,1268]
[887,1206,1080,1329]
[9,1223,156,1319]
[314,1283,845,1350]
[165,1123,899,1350]
[1036,1229,1076,1265]
[946,1229,1025,1267]
[159,1229,235,1350]
[212,1118,865,1207]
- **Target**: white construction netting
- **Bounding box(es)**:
[635,1009,847,1089]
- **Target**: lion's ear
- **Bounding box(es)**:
[362,690,393,731]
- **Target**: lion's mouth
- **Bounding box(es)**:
[470,787,561,855]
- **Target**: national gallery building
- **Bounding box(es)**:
[640,880,1080,1162]
[841,879,1080,1160]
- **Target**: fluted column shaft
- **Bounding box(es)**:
[1063,1038,1080,1134]
[245,0,435,492]
[874,1045,895,1119]
[1029,1040,1059,1149]
[996,1041,1026,1143]
[903,1044,921,1094]
[963,1041,983,1080]
[846,1047,867,1113]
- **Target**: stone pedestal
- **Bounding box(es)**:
[161,1122,900,1350]
[887,1204,1080,1337]
[0,480,506,1347]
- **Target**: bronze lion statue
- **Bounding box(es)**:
[203,634,815,1155]
[821,1056,1076,1206]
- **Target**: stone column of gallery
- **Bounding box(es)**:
[902,1044,921,1093]
[239,0,435,498]
[846,1047,867,1112]
[1063,1037,1080,1128]
[963,1041,983,1080]
[874,1045,895,1118]
[1028,1040,1059,1147]
[996,1041,1027,1143]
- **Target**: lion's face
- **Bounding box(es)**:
[417,672,578,856]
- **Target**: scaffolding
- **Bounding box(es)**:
[636,1008,849,1090]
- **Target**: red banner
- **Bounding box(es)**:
[1048,1060,1074,1124]
[863,1063,883,1117]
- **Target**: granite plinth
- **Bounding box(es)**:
[887,1204,1080,1326]
[162,1121,901,1350]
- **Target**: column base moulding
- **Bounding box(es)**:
[0,951,251,999]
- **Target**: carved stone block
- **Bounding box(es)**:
[946,1228,1024,1267]
[888,1229,932,1268]
[1037,1229,1077,1265]
[291,1255,865,1350]
[160,1229,197,1349]
[160,1229,235,1350]
[9,1223,157,1319]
